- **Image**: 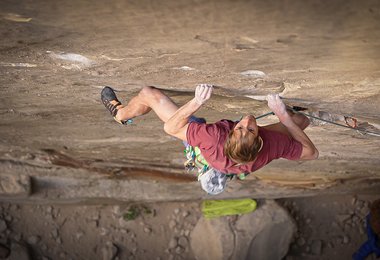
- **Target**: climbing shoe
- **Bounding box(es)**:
[101,86,132,125]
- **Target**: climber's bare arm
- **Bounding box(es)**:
[164,84,213,141]
[267,94,319,160]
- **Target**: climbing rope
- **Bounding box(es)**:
[255,109,380,137]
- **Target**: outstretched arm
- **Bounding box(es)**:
[164,84,213,141]
[267,94,319,160]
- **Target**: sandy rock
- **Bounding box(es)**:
[0,220,7,233]
[8,242,30,260]
[0,174,31,197]
[191,200,295,260]
[112,205,121,217]
[27,235,40,245]
[343,235,350,244]
[101,242,118,260]
[190,215,234,260]
[0,243,10,258]
[178,236,188,248]
[174,208,180,214]
[182,211,189,218]
[235,200,297,260]
[175,245,184,254]
[100,227,109,236]
[144,227,152,234]
[168,237,177,249]
[310,240,322,255]
[169,220,176,230]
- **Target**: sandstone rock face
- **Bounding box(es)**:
[234,200,297,260]
[0,0,380,203]
[0,173,31,197]
[190,216,234,260]
[190,200,296,260]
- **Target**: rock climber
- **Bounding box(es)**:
[101,84,318,193]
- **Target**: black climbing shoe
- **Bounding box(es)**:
[101,86,132,125]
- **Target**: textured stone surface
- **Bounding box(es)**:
[0,0,380,203]
[190,216,234,260]
[190,200,296,260]
[0,174,31,197]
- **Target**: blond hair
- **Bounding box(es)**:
[224,129,263,164]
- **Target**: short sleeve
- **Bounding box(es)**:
[186,122,221,150]
[261,128,303,161]
[280,138,303,160]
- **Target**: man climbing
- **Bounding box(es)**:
[101,84,318,193]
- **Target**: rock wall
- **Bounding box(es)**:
[0,0,380,202]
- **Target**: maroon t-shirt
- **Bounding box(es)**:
[186,120,303,174]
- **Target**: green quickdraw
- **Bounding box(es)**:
[184,145,248,180]
[184,145,209,174]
